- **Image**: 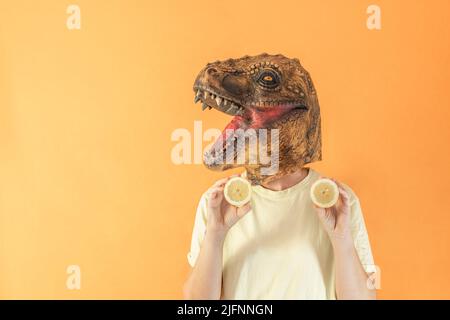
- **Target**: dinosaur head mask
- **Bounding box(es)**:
[193,53,322,185]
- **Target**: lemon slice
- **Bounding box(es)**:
[310,178,339,208]
[224,177,252,207]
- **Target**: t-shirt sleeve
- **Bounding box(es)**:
[347,189,377,274]
[187,193,209,268]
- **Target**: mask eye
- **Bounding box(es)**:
[256,69,280,89]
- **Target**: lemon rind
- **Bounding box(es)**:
[223,177,252,207]
[310,178,339,208]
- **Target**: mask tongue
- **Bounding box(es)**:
[246,105,297,128]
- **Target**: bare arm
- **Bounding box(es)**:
[183,176,251,300]
[332,237,376,300]
[183,230,226,300]
[314,179,376,300]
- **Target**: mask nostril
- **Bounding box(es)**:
[206,67,218,75]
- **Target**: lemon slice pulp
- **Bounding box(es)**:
[310,178,339,208]
[224,177,252,207]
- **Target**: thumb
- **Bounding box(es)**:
[236,202,252,219]
[313,204,328,221]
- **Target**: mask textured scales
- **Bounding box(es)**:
[193,53,322,185]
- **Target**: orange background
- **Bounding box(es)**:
[0,0,449,299]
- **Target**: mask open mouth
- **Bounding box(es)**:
[193,86,308,169]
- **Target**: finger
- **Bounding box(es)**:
[208,186,224,202]
[334,181,349,200]
[314,207,335,230]
[340,197,350,210]
[209,186,223,193]
[312,202,321,210]
[336,187,350,210]
[313,204,326,217]
[211,177,230,188]
[211,174,241,189]
[236,202,252,218]
[327,178,349,201]
[209,186,224,196]
[340,190,350,204]
[330,179,349,197]
[336,185,349,200]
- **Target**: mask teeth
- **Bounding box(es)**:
[194,87,244,115]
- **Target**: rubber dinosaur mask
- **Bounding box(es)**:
[193,53,322,185]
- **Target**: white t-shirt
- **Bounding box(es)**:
[187,168,375,299]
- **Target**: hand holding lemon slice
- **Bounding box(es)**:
[224,177,252,207]
[310,178,339,208]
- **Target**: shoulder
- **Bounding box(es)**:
[197,189,210,209]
